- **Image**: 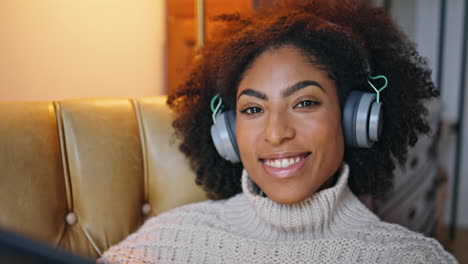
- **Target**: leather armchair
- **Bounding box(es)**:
[0,96,207,259]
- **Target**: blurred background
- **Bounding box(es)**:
[0,0,466,262]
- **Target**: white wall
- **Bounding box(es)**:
[391,0,468,228]
[0,0,166,102]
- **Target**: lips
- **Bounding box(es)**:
[260,152,310,179]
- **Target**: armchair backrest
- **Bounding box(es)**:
[0,96,206,259]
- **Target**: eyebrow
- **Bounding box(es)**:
[282,80,325,97]
[237,80,325,101]
[237,89,268,100]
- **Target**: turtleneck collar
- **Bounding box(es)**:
[222,163,379,241]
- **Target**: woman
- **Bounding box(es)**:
[100,0,457,263]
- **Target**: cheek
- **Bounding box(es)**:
[324,119,344,158]
[321,103,343,139]
[298,110,344,155]
[320,114,344,161]
[236,119,259,162]
[322,115,343,142]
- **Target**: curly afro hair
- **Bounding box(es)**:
[167,0,438,200]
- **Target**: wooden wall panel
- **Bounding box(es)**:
[166,0,255,93]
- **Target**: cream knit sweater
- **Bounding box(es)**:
[100,164,457,263]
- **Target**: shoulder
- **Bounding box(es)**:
[98,198,234,263]
[354,221,457,263]
[143,198,230,229]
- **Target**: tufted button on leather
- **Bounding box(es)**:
[142,203,151,215]
[66,212,77,225]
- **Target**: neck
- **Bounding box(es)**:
[222,163,379,241]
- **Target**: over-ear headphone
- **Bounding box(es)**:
[211,107,240,163]
[210,75,388,163]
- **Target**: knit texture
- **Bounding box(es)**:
[99,164,457,263]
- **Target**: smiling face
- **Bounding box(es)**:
[236,45,344,204]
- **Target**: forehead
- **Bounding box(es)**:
[237,45,331,94]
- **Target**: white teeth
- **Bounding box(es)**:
[264,156,303,168]
[274,159,281,167]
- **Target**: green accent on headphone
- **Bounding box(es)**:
[367,75,388,103]
[210,94,223,124]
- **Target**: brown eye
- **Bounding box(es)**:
[294,100,319,108]
[241,107,263,114]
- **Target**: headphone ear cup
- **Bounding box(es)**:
[368,101,383,141]
[343,91,379,148]
[225,110,240,158]
[210,110,240,163]
[343,91,362,147]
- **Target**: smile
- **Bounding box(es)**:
[263,155,304,168]
[260,152,310,179]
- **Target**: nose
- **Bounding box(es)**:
[263,112,295,145]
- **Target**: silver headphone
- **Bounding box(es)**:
[211,109,240,163]
[210,76,387,163]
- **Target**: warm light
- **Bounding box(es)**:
[0,0,167,102]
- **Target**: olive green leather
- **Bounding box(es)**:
[0,96,206,259]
